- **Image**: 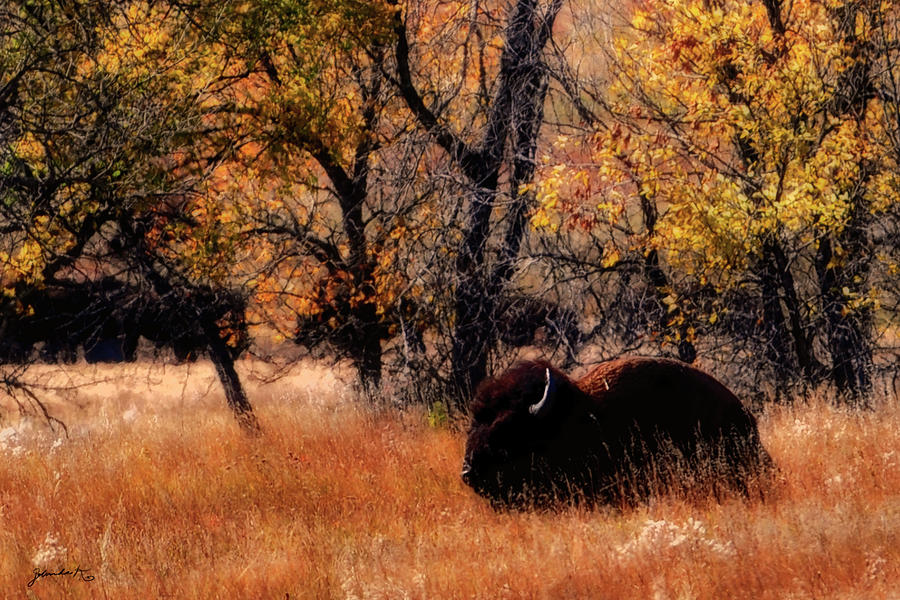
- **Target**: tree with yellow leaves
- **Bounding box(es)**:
[540,0,900,401]
[1,1,259,428]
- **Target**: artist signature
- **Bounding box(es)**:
[27,566,95,587]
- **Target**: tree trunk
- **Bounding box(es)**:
[452,185,499,402]
[395,0,562,405]
[754,238,825,394]
[352,301,384,398]
[755,248,797,396]
[203,318,260,433]
[768,240,820,381]
[815,235,873,404]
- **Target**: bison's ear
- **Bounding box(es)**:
[528,368,557,418]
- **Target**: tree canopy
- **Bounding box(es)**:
[4,0,900,426]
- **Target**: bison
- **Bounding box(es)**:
[461,357,773,507]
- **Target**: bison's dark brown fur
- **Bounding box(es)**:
[461,357,773,507]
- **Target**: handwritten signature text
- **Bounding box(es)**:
[27,566,95,587]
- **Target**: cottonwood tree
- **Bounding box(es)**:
[175,0,579,406]
[0,1,259,429]
[176,0,446,396]
[392,0,565,403]
[538,0,900,403]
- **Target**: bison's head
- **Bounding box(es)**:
[461,361,597,507]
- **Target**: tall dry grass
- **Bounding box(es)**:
[1,361,899,599]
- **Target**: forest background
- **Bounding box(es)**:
[3,0,900,428]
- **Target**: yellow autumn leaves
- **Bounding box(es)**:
[535,0,900,290]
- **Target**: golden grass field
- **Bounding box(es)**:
[1,360,899,599]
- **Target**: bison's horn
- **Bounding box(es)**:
[529,368,556,417]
